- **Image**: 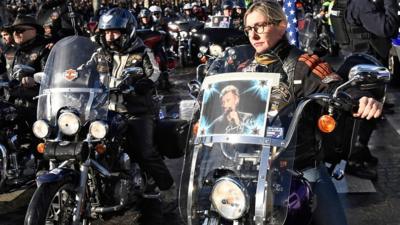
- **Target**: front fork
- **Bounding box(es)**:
[73,160,90,225]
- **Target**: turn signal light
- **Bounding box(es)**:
[95,144,107,154]
[192,122,200,136]
[318,115,336,133]
[37,143,46,154]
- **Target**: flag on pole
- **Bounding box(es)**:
[282,0,299,47]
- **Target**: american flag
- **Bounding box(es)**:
[282,0,299,47]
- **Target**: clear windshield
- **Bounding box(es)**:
[37,36,107,125]
[179,45,297,225]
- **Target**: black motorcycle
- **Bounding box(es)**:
[298,12,337,56]
[180,45,390,225]
[167,19,205,67]
[0,65,42,194]
[192,16,249,82]
[24,36,188,225]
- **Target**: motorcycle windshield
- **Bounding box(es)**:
[180,46,297,225]
[36,36,107,125]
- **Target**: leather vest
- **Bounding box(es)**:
[330,0,371,52]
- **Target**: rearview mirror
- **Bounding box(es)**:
[34,72,45,83]
[348,64,391,85]
[188,79,201,99]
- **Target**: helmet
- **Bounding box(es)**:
[98,8,138,52]
[138,8,151,19]
[149,5,162,22]
[233,0,246,9]
[222,0,234,10]
[164,7,173,16]
[183,3,192,10]
[149,5,162,13]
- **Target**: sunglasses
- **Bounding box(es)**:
[14,27,35,34]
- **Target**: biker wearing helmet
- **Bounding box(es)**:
[137,8,153,29]
[90,8,175,214]
[182,3,198,22]
[222,0,234,17]
[149,5,163,24]
[232,0,246,30]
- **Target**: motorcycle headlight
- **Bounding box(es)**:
[32,120,50,138]
[89,121,108,139]
[58,112,80,136]
[168,24,180,32]
[209,44,223,57]
[199,46,208,54]
[191,28,197,33]
[180,31,188,38]
[210,177,249,220]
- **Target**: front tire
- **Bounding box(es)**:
[24,180,80,225]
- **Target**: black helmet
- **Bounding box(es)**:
[233,0,246,9]
[222,0,234,10]
[138,8,151,19]
[98,8,138,52]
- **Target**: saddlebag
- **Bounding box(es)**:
[156,119,189,159]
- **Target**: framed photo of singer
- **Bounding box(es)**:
[197,72,280,138]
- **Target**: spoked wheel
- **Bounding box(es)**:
[25,180,89,225]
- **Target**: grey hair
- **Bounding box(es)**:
[220,85,240,98]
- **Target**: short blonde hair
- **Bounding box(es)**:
[244,1,287,26]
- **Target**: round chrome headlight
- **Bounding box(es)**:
[210,177,249,220]
[199,46,208,54]
[32,120,50,138]
[58,112,80,136]
[209,44,223,57]
[89,121,108,139]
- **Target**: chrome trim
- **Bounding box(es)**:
[0,144,9,178]
[73,160,90,225]
[42,88,104,94]
[195,135,285,147]
[254,146,270,225]
[85,91,95,121]
[186,145,201,225]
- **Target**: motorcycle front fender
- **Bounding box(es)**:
[36,167,79,187]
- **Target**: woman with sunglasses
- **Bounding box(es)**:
[5,14,50,125]
[239,1,383,225]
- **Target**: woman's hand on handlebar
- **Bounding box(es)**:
[353,96,383,120]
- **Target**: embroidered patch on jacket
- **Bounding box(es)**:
[298,54,333,79]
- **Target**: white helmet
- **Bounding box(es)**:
[149,5,162,13]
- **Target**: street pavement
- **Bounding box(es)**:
[0,64,399,225]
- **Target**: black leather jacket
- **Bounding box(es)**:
[7,35,50,106]
[240,38,343,169]
[89,37,160,116]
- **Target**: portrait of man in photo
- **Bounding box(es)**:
[208,85,255,134]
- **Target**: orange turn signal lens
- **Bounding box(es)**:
[318,115,336,133]
[37,143,46,154]
[192,122,199,136]
[95,144,107,154]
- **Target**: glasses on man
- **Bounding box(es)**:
[13,27,34,34]
[243,22,277,36]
